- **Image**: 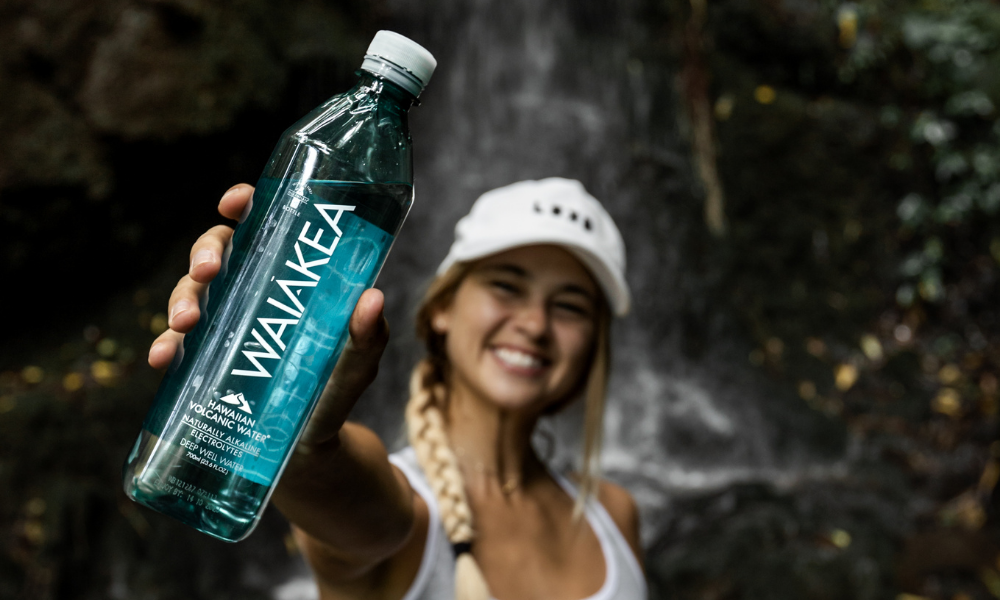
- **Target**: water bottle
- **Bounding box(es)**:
[123,31,436,542]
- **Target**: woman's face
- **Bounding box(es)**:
[432,244,600,415]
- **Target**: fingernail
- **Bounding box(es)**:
[221,186,242,201]
[190,249,215,273]
[148,342,166,364]
[169,301,190,326]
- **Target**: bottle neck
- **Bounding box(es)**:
[359,58,423,106]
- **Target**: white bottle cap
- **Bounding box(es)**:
[361,31,437,97]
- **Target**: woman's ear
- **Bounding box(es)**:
[431,308,450,334]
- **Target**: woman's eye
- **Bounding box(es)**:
[554,302,590,316]
[491,280,519,294]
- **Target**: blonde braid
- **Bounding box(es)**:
[406,360,490,600]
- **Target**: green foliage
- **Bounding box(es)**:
[889,1,1000,305]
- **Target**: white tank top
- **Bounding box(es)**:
[388,447,648,600]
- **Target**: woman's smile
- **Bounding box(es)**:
[489,344,550,375]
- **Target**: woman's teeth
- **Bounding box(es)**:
[494,347,543,369]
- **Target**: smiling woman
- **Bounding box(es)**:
[149,178,646,600]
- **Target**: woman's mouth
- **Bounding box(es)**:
[491,346,548,373]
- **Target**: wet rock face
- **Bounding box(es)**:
[375,0,851,469]
[0,77,112,198]
[0,0,371,339]
[0,0,366,194]
[78,2,286,140]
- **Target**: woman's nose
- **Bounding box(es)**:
[513,301,549,340]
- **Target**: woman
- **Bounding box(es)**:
[150,177,646,600]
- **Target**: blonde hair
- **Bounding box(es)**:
[404,262,612,600]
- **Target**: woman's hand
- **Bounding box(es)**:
[147,183,390,443]
[147,183,254,368]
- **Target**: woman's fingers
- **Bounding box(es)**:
[167,275,206,333]
[189,184,254,284]
[218,184,254,221]
[188,225,235,284]
[148,184,255,370]
[148,329,185,369]
[348,288,390,353]
[153,275,202,367]
[299,289,390,449]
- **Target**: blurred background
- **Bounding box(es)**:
[1,0,999,598]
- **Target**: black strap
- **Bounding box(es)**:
[452,541,472,558]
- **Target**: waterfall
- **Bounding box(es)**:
[348,0,848,546]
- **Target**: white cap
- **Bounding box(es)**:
[437,178,631,316]
[361,31,437,97]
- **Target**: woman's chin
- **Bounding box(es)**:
[461,362,574,414]
[477,382,558,414]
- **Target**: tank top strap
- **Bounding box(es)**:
[389,447,455,600]
[546,469,648,599]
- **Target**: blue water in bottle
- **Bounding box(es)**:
[123,32,435,542]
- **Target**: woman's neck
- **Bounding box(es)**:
[443,377,545,494]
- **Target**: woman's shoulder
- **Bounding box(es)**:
[596,479,643,567]
[562,471,643,568]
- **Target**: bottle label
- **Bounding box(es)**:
[162,181,401,486]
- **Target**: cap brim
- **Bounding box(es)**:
[438,233,631,317]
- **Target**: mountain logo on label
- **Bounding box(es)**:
[219,392,253,414]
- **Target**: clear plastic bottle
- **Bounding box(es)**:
[123,31,436,542]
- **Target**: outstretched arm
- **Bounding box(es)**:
[270,292,416,579]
